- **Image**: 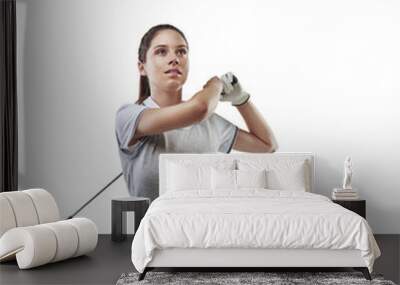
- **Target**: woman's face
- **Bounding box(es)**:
[138,29,189,92]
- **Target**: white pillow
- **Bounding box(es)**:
[211,168,236,190]
[211,168,268,190]
[166,160,236,192]
[166,162,210,191]
[266,166,307,191]
[237,159,310,192]
[236,169,268,189]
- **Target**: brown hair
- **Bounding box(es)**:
[135,24,189,105]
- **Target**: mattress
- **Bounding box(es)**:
[131,189,381,273]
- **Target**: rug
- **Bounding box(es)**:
[116,271,397,285]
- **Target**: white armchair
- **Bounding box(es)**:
[0,188,98,269]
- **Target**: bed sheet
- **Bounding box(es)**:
[131,189,380,273]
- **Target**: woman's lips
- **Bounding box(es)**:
[166,71,181,77]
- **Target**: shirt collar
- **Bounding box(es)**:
[143,96,160,108]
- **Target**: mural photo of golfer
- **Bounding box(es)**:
[115,24,278,202]
[2,1,399,284]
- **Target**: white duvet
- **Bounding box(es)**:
[131,189,381,273]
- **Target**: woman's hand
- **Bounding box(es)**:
[220,72,250,106]
[203,76,223,94]
[188,76,223,120]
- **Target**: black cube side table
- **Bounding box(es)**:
[111,197,150,242]
[332,199,366,219]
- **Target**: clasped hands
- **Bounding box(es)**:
[219,72,250,106]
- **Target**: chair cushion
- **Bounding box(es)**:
[0,196,16,237]
[0,191,39,227]
[0,225,57,268]
[24,188,60,223]
[0,218,97,269]
[0,189,60,238]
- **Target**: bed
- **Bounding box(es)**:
[131,152,381,281]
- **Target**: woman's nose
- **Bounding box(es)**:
[169,55,179,65]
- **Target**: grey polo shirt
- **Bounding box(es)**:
[115,96,239,202]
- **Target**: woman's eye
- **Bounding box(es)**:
[178,49,187,55]
[156,48,187,56]
[156,49,167,55]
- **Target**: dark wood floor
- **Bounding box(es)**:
[0,235,398,285]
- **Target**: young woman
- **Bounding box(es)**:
[115,24,278,202]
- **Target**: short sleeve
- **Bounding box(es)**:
[211,113,239,153]
[115,103,148,152]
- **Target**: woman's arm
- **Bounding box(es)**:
[232,99,278,153]
[128,77,222,147]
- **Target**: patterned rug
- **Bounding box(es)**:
[116,271,396,285]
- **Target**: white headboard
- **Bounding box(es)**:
[159,152,315,195]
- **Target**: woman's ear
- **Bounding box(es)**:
[138,61,147,76]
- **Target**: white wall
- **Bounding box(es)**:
[16,0,400,234]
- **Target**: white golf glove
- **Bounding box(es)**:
[220,72,250,106]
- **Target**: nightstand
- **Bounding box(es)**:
[332,199,366,219]
[111,197,150,242]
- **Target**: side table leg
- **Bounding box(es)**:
[112,201,126,241]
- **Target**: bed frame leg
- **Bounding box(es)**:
[138,268,148,281]
[354,267,371,280]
